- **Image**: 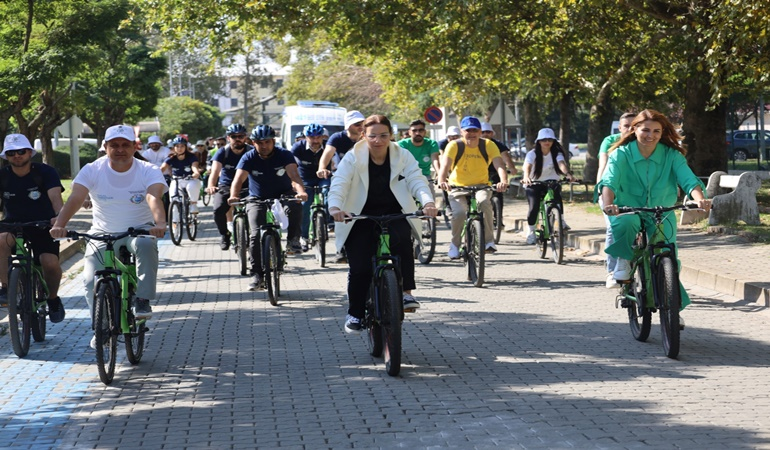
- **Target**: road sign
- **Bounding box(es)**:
[424,106,443,124]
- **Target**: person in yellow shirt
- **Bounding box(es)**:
[437,116,509,258]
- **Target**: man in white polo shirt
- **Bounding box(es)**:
[51,125,167,332]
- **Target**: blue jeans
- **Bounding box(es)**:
[301,181,330,239]
[598,198,617,272]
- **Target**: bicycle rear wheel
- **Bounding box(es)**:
[31,274,47,343]
[186,202,198,241]
[379,269,402,376]
[657,256,681,359]
[94,281,118,385]
[168,200,183,246]
[491,195,503,244]
[234,216,249,276]
[417,217,436,264]
[313,211,326,267]
[7,267,31,357]
[548,207,564,264]
[366,294,383,357]
[263,233,280,306]
[628,261,652,341]
[466,218,485,287]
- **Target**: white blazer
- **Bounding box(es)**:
[328,140,434,252]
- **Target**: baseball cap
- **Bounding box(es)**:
[195,140,206,146]
[147,135,162,144]
[446,126,461,137]
[344,111,366,130]
[535,128,557,142]
[104,124,135,142]
[480,122,494,132]
[1,134,36,160]
[460,116,481,130]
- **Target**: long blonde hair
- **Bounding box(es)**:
[608,109,685,155]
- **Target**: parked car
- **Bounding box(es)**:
[725,130,770,161]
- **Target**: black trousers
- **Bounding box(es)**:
[525,183,563,225]
[246,192,302,276]
[212,186,249,236]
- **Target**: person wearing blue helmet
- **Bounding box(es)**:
[291,123,331,251]
[229,125,307,291]
[294,131,304,143]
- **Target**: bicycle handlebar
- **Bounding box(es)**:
[446,185,494,193]
[65,228,151,243]
[0,220,52,231]
[617,202,704,215]
[344,211,433,224]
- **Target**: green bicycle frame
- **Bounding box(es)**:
[624,212,677,309]
[458,194,480,244]
[10,235,50,306]
[538,188,556,239]
[96,245,141,333]
[308,190,325,242]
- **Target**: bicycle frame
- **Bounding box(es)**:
[92,241,141,334]
[8,235,50,302]
[371,223,404,323]
[307,186,328,242]
[623,211,678,310]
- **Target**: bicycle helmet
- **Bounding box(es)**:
[226,123,247,136]
[171,136,188,146]
[303,123,324,137]
[250,125,276,141]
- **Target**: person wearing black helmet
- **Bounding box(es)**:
[228,125,307,291]
[207,123,253,250]
[291,123,331,251]
[160,136,203,215]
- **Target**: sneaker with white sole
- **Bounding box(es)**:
[448,243,461,259]
[613,258,631,281]
[133,298,153,319]
[485,241,497,253]
[605,273,617,289]
[403,294,420,311]
[525,232,536,245]
[344,314,362,334]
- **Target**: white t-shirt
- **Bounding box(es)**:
[74,157,167,233]
[524,150,566,181]
[141,147,171,167]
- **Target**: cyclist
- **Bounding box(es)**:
[327,114,437,334]
[481,122,518,227]
[294,131,304,143]
[0,134,66,322]
[160,136,202,215]
[50,125,167,332]
[193,140,209,170]
[437,116,509,258]
[141,135,170,169]
[291,123,331,252]
[228,125,307,291]
[521,128,575,244]
[207,124,253,250]
[438,126,461,152]
[397,119,440,180]
[599,110,710,317]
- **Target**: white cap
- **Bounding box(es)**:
[1,134,36,160]
[344,111,366,130]
[536,128,557,142]
[104,124,136,142]
[446,126,461,137]
[147,135,162,144]
[481,122,494,132]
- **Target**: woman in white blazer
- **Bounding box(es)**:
[327,114,437,334]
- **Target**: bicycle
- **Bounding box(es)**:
[491,192,504,245]
[230,200,250,276]
[200,171,211,206]
[449,185,493,288]
[168,175,199,245]
[64,228,152,385]
[528,179,572,265]
[347,211,428,376]
[305,185,329,267]
[412,195,437,265]
[614,203,700,359]
[1,221,53,358]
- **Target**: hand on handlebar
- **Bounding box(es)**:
[329,207,351,222]
[603,204,620,216]
[421,203,439,218]
[316,169,331,179]
[149,224,166,238]
[49,226,67,239]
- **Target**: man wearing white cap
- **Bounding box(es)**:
[315,110,366,263]
[438,126,462,152]
[51,125,168,331]
[0,134,66,322]
[142,135,170,169]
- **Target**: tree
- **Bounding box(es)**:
[155,96,224,142]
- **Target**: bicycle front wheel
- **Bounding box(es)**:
[466,218,485,287]
[628,261,652,341]
[31,274,46,343]
[168,201,183,246]
[263,233,281,306]
[94,281,118,385]
[7,267,31,357]
[186,203,198,241]
[379,269,402,376]
[491,195,503,244]
[234,216,249,276]
[657,256,681,359]
[313,211,326,267]
[417,217,437,264]
[201,190,211,206]
[366,293,383,358]
[548,207,565,264]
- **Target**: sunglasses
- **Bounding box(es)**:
[6,149,28,157]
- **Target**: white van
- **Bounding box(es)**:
[279,101,346,149]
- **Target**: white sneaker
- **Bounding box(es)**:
[525,231,536,245]
[485,241,497,253]
[227,221,234,234]
[344,315,362,335]
[448,243,461,259]
[605,273,617,289]
[190,204,199,214]
[89,335,96,349]
[613,258,631,281]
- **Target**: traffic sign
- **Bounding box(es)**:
[424,106,443,124]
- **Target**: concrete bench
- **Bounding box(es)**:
[681,171,761,225]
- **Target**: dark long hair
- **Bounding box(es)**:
[609,109,685,155]
[533,140,567,179]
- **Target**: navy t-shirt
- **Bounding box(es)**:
[236,147,296,198]
[212,144,253,186]
[291,140,330,184]
[0,163,63,222]
[327,131,356,158]
[164,152,197,178]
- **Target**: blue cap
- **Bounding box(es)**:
[460,116,481,130]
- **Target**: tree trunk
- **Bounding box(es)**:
[584,93,614,183]
[521,97,542,151]
[558,91,573,163]
[682,72,728,176]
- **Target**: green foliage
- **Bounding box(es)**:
[155,96,224,142]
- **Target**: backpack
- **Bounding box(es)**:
[452,139,489,169]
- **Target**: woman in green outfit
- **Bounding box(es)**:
[599,109,712,311]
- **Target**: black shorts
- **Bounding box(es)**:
[22,227,60,262]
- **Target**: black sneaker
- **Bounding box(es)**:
[0,287,7,307]
[47,297,65,323]
[220,232,231,251]
[286,238,302,255]
[133,298,153,319]
[333,252,347,264]
[403,294,421,311]
[344,315,362,334]
[248,274,264,291]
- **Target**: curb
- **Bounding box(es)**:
[506,217,769,305]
